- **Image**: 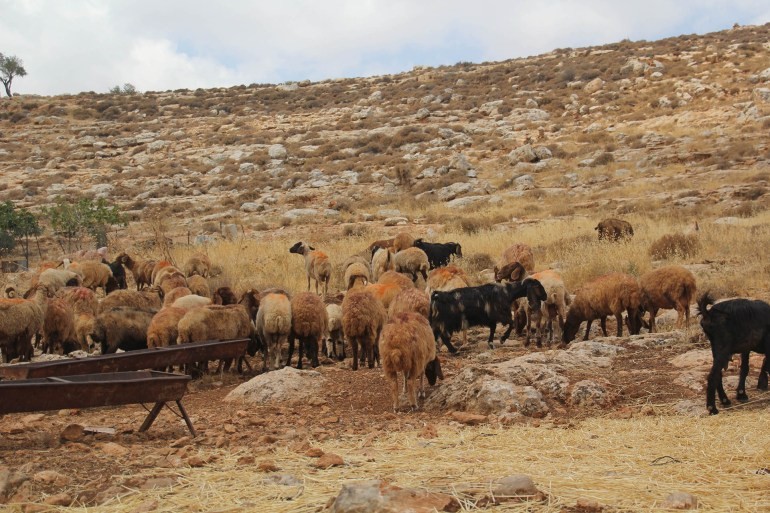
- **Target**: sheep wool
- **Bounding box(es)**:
[256,293,292,371]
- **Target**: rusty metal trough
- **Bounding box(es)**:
[0,338,249,380]
[0,370,196,435]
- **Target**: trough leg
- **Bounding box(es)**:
[139,402,165,432]
[176,400,197,437]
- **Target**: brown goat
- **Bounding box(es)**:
[595,218,634,241]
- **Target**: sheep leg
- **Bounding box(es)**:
[307,275,311,292]
[488,323,498,348]
[436,329,457,354]
[736,352,750,402]
[286,335,296,368]
[599,317,608,337]
[351,338,359,371]
[650,308,658,333]
[583,319,594,341]
[387,372,399,412]
[418,373,426,400]
[297,336,305,370]
[406,373,418,411]
[707,354,731,414]
[615,313,623,337]
[758,354,769,390]
[366,339,376,369]
[310,337,320,368]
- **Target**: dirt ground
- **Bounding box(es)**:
[1,324,768,511]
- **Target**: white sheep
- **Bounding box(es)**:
[343,261,370,290]
[256,292,292,371]
[371,247,394,283]
[289,241,332,296]
[325,303,344,360]
[393,247,429,284]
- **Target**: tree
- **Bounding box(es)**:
[0,201,42,262]
[0,53,27,98]
[43,197,126,252]
[109,83,137,95]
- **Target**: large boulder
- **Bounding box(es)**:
[225,367,326,405]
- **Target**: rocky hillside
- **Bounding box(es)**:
[1,24,769,243]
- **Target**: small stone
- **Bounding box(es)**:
[314,453,344,469]
[33,470,71,487]
[100,442,129,458]
[224,424,237,434]
[129,500,159,513]
[44,493,73,506]
[575,498,603,511]
[237,455,255,465]
[493,474,539,498]
[61,424,85,442]
[306,447,324,458]
[187,456,205,468]
[450,411,488,425]
[140,477,176,490]
[21,413,45,424]
[662,491,698,509]
[258,460,280,472]
[170,436,192,448]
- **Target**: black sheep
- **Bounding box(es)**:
[430,278,547,353]
[697,293,770,414]
[413,239,462,269]
[103,258,127,293]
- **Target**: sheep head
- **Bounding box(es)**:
[289,241,311,255]
[425,357,444,385]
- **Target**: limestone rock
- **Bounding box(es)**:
[314,453,344,469]
[492,474,540,498]
[508,144,538,165]
[225,366,326,405]
[662,491,698,509]
[584,77,605,94]
[268,144,287,160]
[328,480,458,513]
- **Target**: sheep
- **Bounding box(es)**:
[38,268,82,292]
[4,285,17,298]
[158,271,188,298]
[238,289,261,324]
[55,286,99,351]
[98,288,163,314]
[494,261,529,283]
[213,286,238,306]
[0,285,50,362]
[342,252,372,276]
[255,292,292,371]
[425,265,471,295]
[498,244,535,273]
[289,241,332,296]
[66,260,114,293]
[638,265,697,332]
[371,247,395,282]
[595,218,634,241]
[363,283,403,311]
[325,303,344,360]
[172,295,212,310]
[562,273,643,344]
[342,286,386,370]
[151,260,174,285]
[154,264,183,287]
[91,306,156,354]
[163,286,192,306]
[42,297,78,354]
[186,274,210,298]
[526,270,570,347]
[367,237,395,254]
[413,239,463,269]
[177,304,257,374]
[105,258,127,290]
[393,247,430,284]
[147,307,187,349]
[183,253,212,278]
[388,287,430,319]
[286,292,328,369]
[379,312,444,412]
[430,280,547,353]
[70,247,108,261]
[393,232,415,253]
[115,252,156,290]
[343,261,370,290]
[697,293,770,414]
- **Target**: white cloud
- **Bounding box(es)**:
[1,0,768,96]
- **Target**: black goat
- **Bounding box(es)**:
[430,278,547,353]
[697,292,770,415]
[413,239,462,269]
[103,258,127,293]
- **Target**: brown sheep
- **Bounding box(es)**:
[213,286,238,305]
[595,218,634,241]
[55,287,98,350]
[238,289,261,324]
[183,253,212,278]
[388,288,430,320]
[367,237,395,254]
[363,283,403,311]
[342,287,386,370]
[498,243,535,273]
[151,261,174,285]
[393,232,415,253]
[378,270,415,290]
[527,270,570,346]
[92,307,156,354]
[638,265,697,332]
[65,260,114,293]
[98,288,163,314]
[287,292,328,369]
[371,247,395,282]
[393,247,430,284]
[424,265,471,296]
[0,286,51,362]
[186,274,210,298]
[154,265,183,287]
[256,292,292,371]
[494,261,529,283]
[42,297,78,354]
[172,295,212,310]
[379,312,444,411]
[344,261,370,290]
[163,286,192,306]
[563,273,643,343]
[158,272,188,298]
[325,303,344,360]
[289,241,332,296]
[147,307,187,349]
[115,253,156,290]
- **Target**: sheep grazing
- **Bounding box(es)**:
[151,261,174,285]
[183,253,212,278]
[344,261,370,290]
[430,280,547,353]
[163,286,192,306]
[66,260,114,294]
[638,265,697,332]
[172,294,212,310]
[595,218,634,241]
[256,292,292,371]
[367,237,395,254]
[98,288,163,314]
[147,307,187,349]
[425,265,471,296]
[562,273,643,344]
[38,268,82,292]
[393,247,430,284]
[158,270,188,298]
[92,306,156,354]
[393,232,415,253]
[388,287,430,320]
[238,289,261,324]
[43,297,78,354]
[371,247,395,282]
[325,303,344,360]
[287,292,328,369]
[0,285,51,362]
[413,239,463,269]
[55,286,99,351]
[186,274,211,298]
[494,261,528,283]
[289,241,332,296]
[526,270,570,346]
[379,312,444,412]
[498,243,535,273]
[105,258,128,291]
[213,286,238,306]
[378,270,415,289]
[697,293,770,414]
[342,287,386,370]
[115,252,155,290]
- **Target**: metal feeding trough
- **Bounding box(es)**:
[0,371,196,436]
[0,338,250,380]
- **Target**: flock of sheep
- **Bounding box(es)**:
[1,217,768,414]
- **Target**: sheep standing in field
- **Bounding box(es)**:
[595,218,634,241]
[413,239,463,269]
[213,286,238,306]
[98,288,163,314]
[638,265,697,332]
[388,287,430,319]
[526,270,570,346]
[151,261,174,285]
[183,253,212,278]
[371,247,395,282]
[0,285,51,362]
[43,297,78,354]
[56,287,99,351]
[379,312,444,411]
[343,261,370,290]
[325,302,344,360]
[425,265,472,345]
[289,241,332,296]
[256,292,292,371]
[186,274,210,298]
[393,232,415,253]
[158,270,188,298]
[105,258,128,291]
[498,243,535,273]
[394,247,430,284]
[92,307,157,354]
[65,260,114,294]
[172,294,212,310]
[38,268,82,292]
[115,253,156,290]
[563,273,643,344]
[287,292,328,369]
[494,261,529,283]
[238,289,261,324]
[163,286,192,306]
[342,286,386,370]
[147,307,187,350]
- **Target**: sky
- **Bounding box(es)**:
[2,0,769,97]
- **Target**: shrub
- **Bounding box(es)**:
[648,233,700,260]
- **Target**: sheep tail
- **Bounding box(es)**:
[382,346,407,372]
